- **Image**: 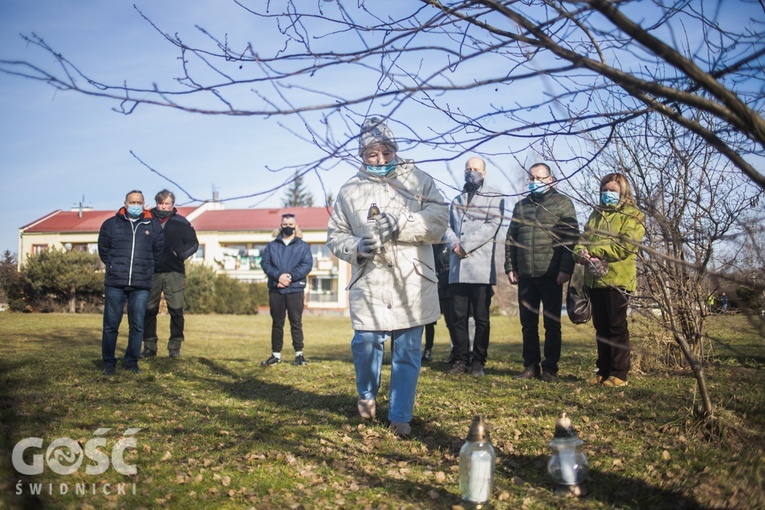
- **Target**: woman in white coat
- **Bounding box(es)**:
[327,116,448,437]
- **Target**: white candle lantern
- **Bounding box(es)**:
[458,415,496,507]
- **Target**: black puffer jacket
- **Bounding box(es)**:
[98,208,164,289]
[504,188,578,278]
[153,208,199,274]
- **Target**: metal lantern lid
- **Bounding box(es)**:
[466,415,491,442]
[553,413,578,439]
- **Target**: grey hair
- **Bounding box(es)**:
[125,190,144,202]
[154,189,175,205]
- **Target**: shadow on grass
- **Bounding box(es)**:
[497,453,704,509]
[0,358,55,509]
[166,357,706,509]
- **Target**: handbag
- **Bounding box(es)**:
[566,283,591,324]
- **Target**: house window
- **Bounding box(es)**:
[311,243,337,272]
[69,243,89,252]
[193,244,205,261]
[32,244,48,255]
[308,275,338,303]
[248,245,266,270]
[216,244,266,271]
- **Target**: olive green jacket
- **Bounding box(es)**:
[573,204,645,291]
[504,189,579,279]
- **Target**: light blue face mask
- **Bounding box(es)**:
[127,205,144,217]
[365,163,396,176]
[601,191,620,206]
[528,181,548,194]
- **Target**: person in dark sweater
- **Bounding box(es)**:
[141,189,199,359]
[421,242,453,363]
[98,190,164,375]
[260,213,314,367]
[505,163,579,382]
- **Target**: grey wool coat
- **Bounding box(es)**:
[443,184,505,285]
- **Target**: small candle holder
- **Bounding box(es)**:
[548,413,589,497]
[458,415,496,507]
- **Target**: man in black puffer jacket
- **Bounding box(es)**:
[98,190,164,375]
[141,189,199,359]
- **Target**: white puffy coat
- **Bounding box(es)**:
[327,160,448,331]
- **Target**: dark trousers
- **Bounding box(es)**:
[589,287,631,380]
[424,296,452,350]
[518,275,563,373]
[144,272,186,351]
[450,283,492,365]
[269,291,305,353]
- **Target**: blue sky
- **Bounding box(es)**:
[3,1,759,258]
[0,1,496,256]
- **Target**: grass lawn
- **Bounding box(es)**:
[0,312,763,509]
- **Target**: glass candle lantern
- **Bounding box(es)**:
[458,415,496,507]
[547,413,589,497]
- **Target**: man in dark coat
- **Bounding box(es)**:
[141,189,199,359]
[98,190,164,375]
[505,163,579,382]
[259,213,314,367]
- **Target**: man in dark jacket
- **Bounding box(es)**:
[260,213,314,367]
[98,190,164,375]
[505,163,579,382]
[141,189,199,359]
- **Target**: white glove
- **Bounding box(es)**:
[357,234,379,260]
[376,213,399,245]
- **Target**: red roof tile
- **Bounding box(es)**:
[22,210,114,233]
[21,206,331,234]
[190,207,331,231]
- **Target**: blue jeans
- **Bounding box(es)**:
[351,327,423,424]
[102,285,150,368]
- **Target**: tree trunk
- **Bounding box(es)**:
[68,285,76,314]
[672,331,714,417]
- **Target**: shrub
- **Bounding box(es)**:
[185,261,267,314]
[184,261,217,314]
[19,248,103,312]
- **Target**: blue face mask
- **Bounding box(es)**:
[365,163,396,176]
[127,205,144,217]
[528,181,548,194]
[601,191,620,206]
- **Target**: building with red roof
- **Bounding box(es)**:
[19,202,349,314]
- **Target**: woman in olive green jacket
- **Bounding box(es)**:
[573,173,644,388]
